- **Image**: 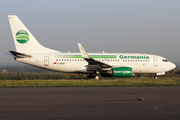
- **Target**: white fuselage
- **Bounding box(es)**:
[16,52,176,74]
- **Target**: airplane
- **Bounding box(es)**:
[8,15,176,79]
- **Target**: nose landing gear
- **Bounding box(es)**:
[154,73,158,79]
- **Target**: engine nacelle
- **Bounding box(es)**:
[101,67,133,77]
[112,67,132,77]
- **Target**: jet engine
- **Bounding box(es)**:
[100,67,133,77]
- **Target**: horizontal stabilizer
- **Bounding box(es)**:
[9,51,32,58]
[5,52,13,56]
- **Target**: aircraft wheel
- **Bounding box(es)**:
[154,73,158,79]
[154,76,158,79]
[95,76,99,80]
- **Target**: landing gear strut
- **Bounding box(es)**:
[94,71,101,80]
[87,74,101,80]
[87,74,94,79]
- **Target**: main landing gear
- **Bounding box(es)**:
[87,74,101,80]
[95,75,100,80]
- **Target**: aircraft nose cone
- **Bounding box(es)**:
[170,62,176,70]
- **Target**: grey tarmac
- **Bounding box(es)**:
[0,86,180,120]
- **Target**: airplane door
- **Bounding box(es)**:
[153,57,158,66]
[44,56,49,66]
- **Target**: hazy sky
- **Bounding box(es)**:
[0,0,180,64]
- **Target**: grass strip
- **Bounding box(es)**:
[0,77,180,87]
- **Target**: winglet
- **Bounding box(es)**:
[78,43,90,59]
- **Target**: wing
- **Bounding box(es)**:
[78,43,112,70]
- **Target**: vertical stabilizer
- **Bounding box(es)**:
[8,15,60,53]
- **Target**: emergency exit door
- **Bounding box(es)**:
[44,56,49,66]
[153,57,158,66]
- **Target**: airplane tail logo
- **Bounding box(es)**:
[16,30,29,44]
[8,15,60,53]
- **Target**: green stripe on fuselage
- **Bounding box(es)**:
[55,55,116,59]
[89,55,116,59]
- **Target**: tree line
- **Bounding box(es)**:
[0,70,179,80]
[134,69,180,77]
[0,65,180,80]
[0,72,87,80]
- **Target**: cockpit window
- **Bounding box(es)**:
[162,59,168,62]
